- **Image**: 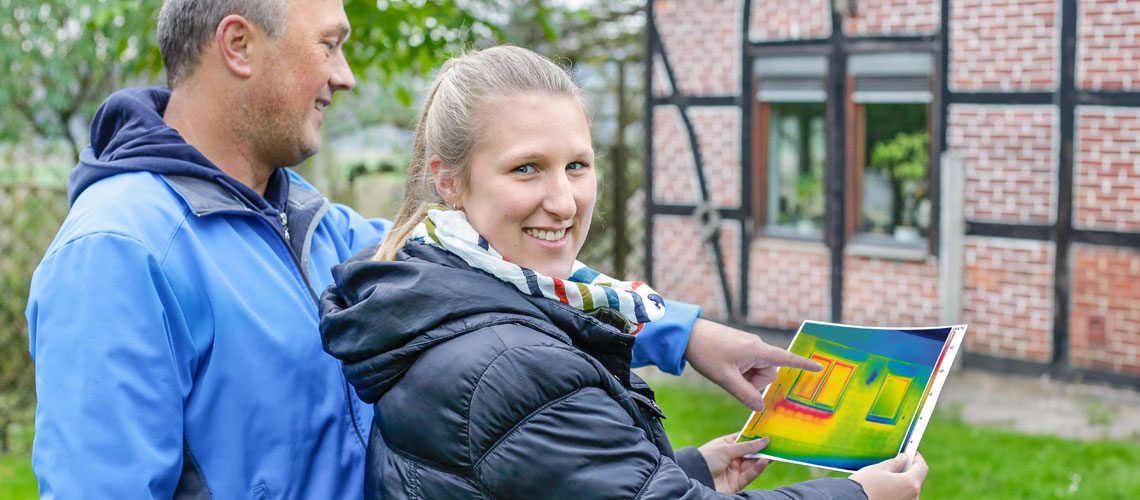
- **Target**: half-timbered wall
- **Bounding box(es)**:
[647,0,1140,386]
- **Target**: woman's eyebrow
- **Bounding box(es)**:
[500,147,594,165]
[500,151,545,165]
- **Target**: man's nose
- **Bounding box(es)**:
[330,51,355,92]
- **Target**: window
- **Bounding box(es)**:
[846,53,934,245]
[750,52,937,248]
[767,103,826,234]
[866,374,913,425]
[752,56,828,238]
[788,353,856,412]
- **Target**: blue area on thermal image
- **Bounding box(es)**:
[800,322,949,366]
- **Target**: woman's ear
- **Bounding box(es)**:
[429,154,461,208]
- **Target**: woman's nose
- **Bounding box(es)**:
[542,172,577,220]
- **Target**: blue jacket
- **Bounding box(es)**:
[25,87,699,499]
[319,241,866,500]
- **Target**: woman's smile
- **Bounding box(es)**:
[523,227,569,242]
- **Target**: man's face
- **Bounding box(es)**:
[243,0,355,168]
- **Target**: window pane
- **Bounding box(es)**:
[867,374,912,424]
[789,354,832,400]
[768,102,826,234]
[860,103,929,242]
[814,361,854,408]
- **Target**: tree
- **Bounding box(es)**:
[0,0,550,163]
[0,0,162,162]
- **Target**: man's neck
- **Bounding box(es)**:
[163,84,271,195]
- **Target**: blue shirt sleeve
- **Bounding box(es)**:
[26,233,193,498]
[328,202,391,252]
[631,299,701,375]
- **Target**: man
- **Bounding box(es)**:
[26,0,816,497]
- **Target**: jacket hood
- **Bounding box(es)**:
[319,240,637,404]
[68,86,286,210]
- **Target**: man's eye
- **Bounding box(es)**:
[567,161,590,171]
[513,164,536,174]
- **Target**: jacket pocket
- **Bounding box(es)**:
[628,390,665,420]
[627,390,674,456]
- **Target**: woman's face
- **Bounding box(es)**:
[455,92,595,280]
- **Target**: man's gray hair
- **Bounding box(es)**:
[157,0,288,87]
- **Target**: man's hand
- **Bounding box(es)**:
[684,319,822,411]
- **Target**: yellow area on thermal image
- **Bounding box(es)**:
[790,354,831,400]
[869,374,911,421]
[815,361,854,407]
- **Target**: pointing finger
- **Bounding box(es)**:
[758,344,822,372]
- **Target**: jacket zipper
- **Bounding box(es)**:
[207,206,367,450]
[270,208,367,450]
[279,212,291,242]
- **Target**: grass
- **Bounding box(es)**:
[0,425,35,500]
[0,453,36,500]
[2,380,1139,499]
[652,377,1140,499]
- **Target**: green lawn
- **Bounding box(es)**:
[0,452,36,500]
[652,377,1140,499]
[2,379,1139,499]
[0,424,35,500]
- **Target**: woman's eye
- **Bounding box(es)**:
[567,161,590,171]
[513,164,536,174]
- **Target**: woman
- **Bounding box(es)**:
[320,45,927,499]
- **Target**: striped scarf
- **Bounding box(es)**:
[411,206,665,334]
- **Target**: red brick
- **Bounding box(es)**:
[653,0,742,95]
[950,0,1057,90]
[747,240,831,328]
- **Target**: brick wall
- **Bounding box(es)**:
[651,106,742,208]
[950,0,1057,91]
[652,53,673,97]
[947,104,1057,223]
[649,0,1140,381]
[963,237,1055,362]
[1078,0,1140,90]
[689,107,742,208]
[721,221,743,311]
[750,0,830,41]
[1075,106,1140,231]
[748,240,831,328]
[652,106,701,205]
[843,0,940,36]
[652,216,740,320]
[1071,244,1140,374]
[841,257,940,327]
[653,0,741,95]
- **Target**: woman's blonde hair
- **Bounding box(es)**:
[373,45,587,261]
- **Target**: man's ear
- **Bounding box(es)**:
[429,154,461,208]
[215,14,257,78]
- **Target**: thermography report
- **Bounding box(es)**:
[737,321,966,472]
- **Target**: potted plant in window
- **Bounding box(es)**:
[868,131,928,242]
[794,172,822,233]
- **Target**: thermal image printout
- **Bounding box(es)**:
[736,321,967,473]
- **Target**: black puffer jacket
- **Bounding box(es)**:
[320,241,867,499]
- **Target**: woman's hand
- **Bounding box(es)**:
[849,453,929,500]
[697,433,771,493]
